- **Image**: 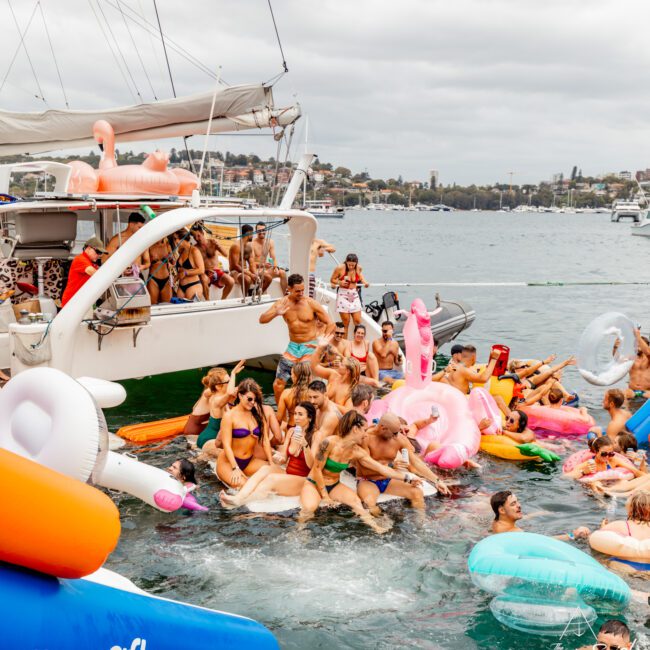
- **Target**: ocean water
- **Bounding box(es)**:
[105,210,650,649]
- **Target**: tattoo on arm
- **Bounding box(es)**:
[316,439,329,462]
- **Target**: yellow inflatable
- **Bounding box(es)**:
[391,379,406,391]
[472,365,514,405]
[479,435,541,461]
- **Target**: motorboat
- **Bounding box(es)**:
[631,209,650,237]
[611,199,642,222]
[302,199,345,219]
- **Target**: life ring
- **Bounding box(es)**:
[468,532,630,635]
[520,404,595,437]
[590,529,650,570]
[577,312,637,386]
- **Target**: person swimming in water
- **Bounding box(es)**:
[436,346,500,394]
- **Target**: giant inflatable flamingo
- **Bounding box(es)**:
[366,298,480,468]
[67,120,199,196]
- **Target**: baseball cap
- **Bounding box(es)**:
[451,344,464,355]
[84,236,107,254]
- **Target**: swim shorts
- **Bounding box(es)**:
[276,339,318,382]
[362,477,392,493]
[379,369,404,381]
[210,268,226,287]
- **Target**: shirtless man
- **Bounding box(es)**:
[308,237,336,298]
[331,321,350,357]
[450,344,464,364]
[259,273,334,403]
[228,224,258,294]
[307,379,341,448]
[105,212,150,277]
[490,490,523,533]
[626,328,650,400]
[438,347,500,394]
[252,222,287,293]
[190,223,234,300]
[602,389,632,438]
[372,321,404,384]
[356,413,450,515]
[350,384,375,416]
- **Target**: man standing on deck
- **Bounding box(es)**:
[252,222,287,294]
[372,321,404,384]
[190,223,235,300]
[105,212,150,277]
[259,273,334,403]
[229,224,259,295]
[308,238,336,298]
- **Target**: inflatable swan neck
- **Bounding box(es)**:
[93,120,116,170]
[403,298,434,388]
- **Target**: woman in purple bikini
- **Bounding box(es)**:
[216,378,275,488]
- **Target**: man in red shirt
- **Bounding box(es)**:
[61,236,107,307]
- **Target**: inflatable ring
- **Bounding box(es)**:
[562,449,634,482]
[590,529,650,570]
[521,404,595,437]
[578,312,636,386]
[468,532,630,635]
[626,399,650,445]
[0,367,100,481]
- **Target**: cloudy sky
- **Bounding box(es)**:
[3,0,650,185]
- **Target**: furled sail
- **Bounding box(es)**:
[0,84,300,155]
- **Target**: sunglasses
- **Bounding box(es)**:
[593,644,632,650]
[92,248,103,255]
[507,416,518,424]
[599,451,616,458]
[241,395,256,403]
[335,332,345,336]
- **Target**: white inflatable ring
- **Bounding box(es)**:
[76,377,126,409]
[0,368,100,481]
[577,312,636,386]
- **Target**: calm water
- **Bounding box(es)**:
[105,210,650,649]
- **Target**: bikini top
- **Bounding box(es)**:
[324,457,348,474]
[177,255,195,270]
[350,342,368,363]
[339,270,360,284]
[232,426,261,440]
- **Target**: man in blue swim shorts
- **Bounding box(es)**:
[356,413,450,515]
[259,272,334,403]
[372,321,404,385]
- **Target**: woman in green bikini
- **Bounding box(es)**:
[197,360,245,459]
[299,410,420,533]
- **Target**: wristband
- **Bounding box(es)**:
[567,531,575,540]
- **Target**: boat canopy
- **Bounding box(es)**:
[0,84,300,156]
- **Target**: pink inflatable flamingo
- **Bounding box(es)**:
[366,299,480,468]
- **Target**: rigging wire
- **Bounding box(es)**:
[267,0,288,73]
[96,0,144,102]
[87,0,137,103]
[6,0,47,105]
[0,0,40,98]
[38,1,69,108]
[152,0,176,97]
[116,0,158,100]
[136,0,166,92]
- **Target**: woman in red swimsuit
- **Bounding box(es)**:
[330,253,369,337]
[219,401,317,508]
[348,324,379,381]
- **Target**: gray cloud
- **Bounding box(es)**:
[2,0,650,184]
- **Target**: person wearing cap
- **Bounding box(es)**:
[106,212,150,278]
[61,237,106,307]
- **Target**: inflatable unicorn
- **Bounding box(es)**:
[367,298,480,468]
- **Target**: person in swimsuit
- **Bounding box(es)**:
[215,378,274,488]
[219,401,317,509]
[624,328,650,401]
[307,380,341,450]
[372,321,404,384]
[147,238,173,304]
[308,237,336,298]
[190,223,235,300]
[490,490,524,533]
[330,253,369,337]
[228,224,258,295]
[105,212,150,278]
[259,273,333,404]
[435,347,500,394]
[276,361,312,430]
[298,410,418,534]
[252,221,287,293]
[565,436,643,482]
[171,229,205,300]
[331,321,350,357]
[195,361,245,457]
[347,324,379,381]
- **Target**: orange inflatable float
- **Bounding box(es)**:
[0,449,120,578]
[67,119,200,196]
[117,414,189,443]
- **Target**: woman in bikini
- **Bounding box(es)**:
[347,324,379,381]
[276,361,312,430]
[147,238,173,304]
[219,401,318,509]
[216,378,274,488]
[194,360,245,458]
[564,436,643,482]
[330,253,369,337]
[172,229,205,300]
[310,339,361,413]
[299,410,419,533]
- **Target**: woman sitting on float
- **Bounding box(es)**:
[564,436,643,483]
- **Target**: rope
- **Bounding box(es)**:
[38,1,68,108]
[87,0,137,103]
[137,0,166,89]
[116,0,158,100]
[96,0,143,102]
[152,0,175,97]
[5,0,47,105]
[267,0,288,73]
[0,1,40,98]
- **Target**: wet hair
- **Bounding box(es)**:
[338,409,366,437]
[295,401,317,446]
[381,321,393,329]
[287,273,304,288]
[290,361,312,407]
[511,410,528,433]
[617,432,638,453]
[202,367,229,392]
[353,324,366,335]
[351,383,374,407]
[128,212,146,224]
[308,380,327,394]
[234,378,266,434]
[605,389,625,409]
[598,619,630,640]
[344,253,359,266]
[177,459,197,484]
[462,345,476,354]
[592,436,614,454]
[490,490,513,520]
[342,357,361,398]
[241,224,253,236]
[548,386,564,404]
[627,491,650,524]
[335,321,345,328]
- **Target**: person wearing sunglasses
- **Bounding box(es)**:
[61,236,107,307]
[565,437,643,481]
[578,619,632,650]
[501,410,537,444]
[331,321,351,357]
